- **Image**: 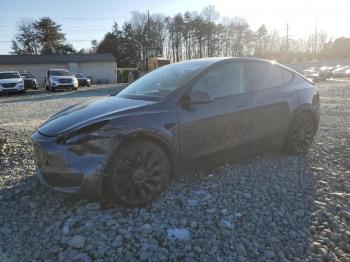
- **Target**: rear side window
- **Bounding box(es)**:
[246,62,283,91]
[192,62,245,99]
[282,69,294,84]
[294,73,312,84]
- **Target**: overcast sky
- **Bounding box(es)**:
[0,0,349,54]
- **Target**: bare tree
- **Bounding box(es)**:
[12,19,40,55]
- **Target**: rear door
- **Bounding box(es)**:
[245,62,296,145]
[178,62,253,163]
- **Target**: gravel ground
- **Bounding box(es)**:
[0,82,349,261]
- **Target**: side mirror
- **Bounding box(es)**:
[181,90,213,108]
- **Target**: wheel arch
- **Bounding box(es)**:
[284,106,319,154]
[289,104,318,130]
[105,130,178,179]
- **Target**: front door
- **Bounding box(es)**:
[178,62,252,165]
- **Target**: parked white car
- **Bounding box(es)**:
[0,71,25,94]
[44,69,78,92]
[332,66,350,78]
[302,67,320,82]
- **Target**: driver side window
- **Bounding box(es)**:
[192,62,246,99]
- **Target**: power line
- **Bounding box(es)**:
[0,16,127,20]
[0,31,109,36]
[0,28,112,31]
[0,8,129,13]
[0,40,97,43]
[0,28,111,31]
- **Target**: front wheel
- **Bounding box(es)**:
[46,81,54,92]
[49,83,55,92]
[106,141,170,206]
[285,112,317,154]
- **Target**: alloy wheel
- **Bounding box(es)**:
[111,143,169,205]
[291,112,316,153]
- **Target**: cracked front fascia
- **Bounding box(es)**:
[62,125,150,195]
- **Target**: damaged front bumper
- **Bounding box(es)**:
[31,131,113,197]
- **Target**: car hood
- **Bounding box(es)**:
[0,78,21,84]
[38,96,155,137]
[50,76,74,79]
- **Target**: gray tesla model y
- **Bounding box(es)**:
[32,57,320,206]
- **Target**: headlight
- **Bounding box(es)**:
[65,133,95,145]
[52,77,59,82]
[57,121,108,145]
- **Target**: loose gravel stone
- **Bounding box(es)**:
[68,235,86,249]
[0,82,349,261]
[167,228,191,241]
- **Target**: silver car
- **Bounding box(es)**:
[44,69,78,92]
[0,71,25,94]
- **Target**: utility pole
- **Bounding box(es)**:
[146,9,150,71]
[286,23,289,54]
[314,17,318,55]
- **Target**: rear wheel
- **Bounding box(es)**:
[106,141,170,206]
[285,112,316,154]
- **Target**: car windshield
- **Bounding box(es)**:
[51,70,72,76]
[20,73,33,78]
[117,62,206,101]
[0,72,20,79]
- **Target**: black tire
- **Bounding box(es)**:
[285,111,316,154]
[49,83,55,92]
[45,81,49,91]
[106,141,170,206]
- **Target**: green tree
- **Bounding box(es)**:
[34,17,75,54]
[97,22,138,68]
[11,17,75,55]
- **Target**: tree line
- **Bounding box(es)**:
[10,6,350,67]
